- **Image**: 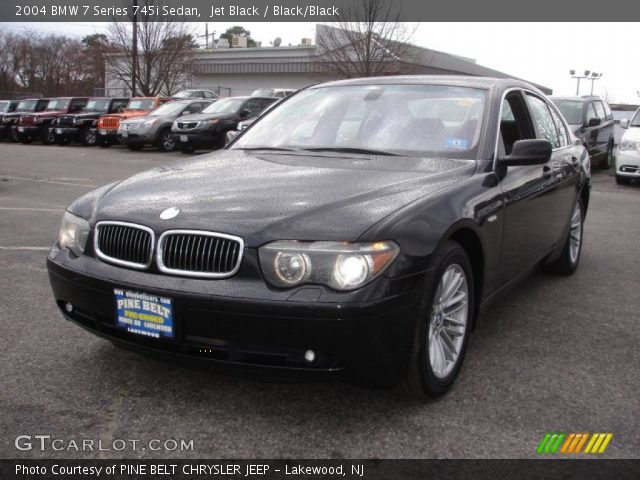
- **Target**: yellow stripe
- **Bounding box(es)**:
[591,433,606,453]
[584,433,598,453]
[574,433,589,453]
[597,433,613,454]
[561,434,575,453]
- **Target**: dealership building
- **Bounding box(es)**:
[105,25,551,97]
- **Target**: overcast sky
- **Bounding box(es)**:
[3,22,638,103]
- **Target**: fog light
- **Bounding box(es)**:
[64,302,73,313]
[304,349,316,363]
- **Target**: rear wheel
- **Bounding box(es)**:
[545,198,583,275]
[398,241,474,398]
[600,142,613,170]
[616,175,631,185]
[80,127,97,146]
[158,129,176,152]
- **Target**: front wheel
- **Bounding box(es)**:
[41,128,55,145]
[544,198,584,275]
[158,129,176,152]
[398,241,474,398]
[599,142,613,170]
[80,127,97,146]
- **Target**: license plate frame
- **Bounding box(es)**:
[180,135,188,143]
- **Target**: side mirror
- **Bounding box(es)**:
[499,139,552,167]
[587,117,601,127]
[620,119,629,129]
[239,108,251,118]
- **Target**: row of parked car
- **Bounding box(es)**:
[0,88,292,154]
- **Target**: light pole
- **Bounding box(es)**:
[570,69,591,96]
[589,72,603,95]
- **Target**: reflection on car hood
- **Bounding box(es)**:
[621,127,640,142]
[87,150,476,246]
[177,112,236,122]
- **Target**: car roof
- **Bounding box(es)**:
[314,75,540,92]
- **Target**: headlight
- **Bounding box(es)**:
[199,119,219,127]
[142,118,157,128]
[259,241,399,291]
[58,212,90,257]
[619,140,640,151]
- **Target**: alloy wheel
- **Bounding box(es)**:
[568,202,582,264]
[428,264,469,379]
[162,132,175,151]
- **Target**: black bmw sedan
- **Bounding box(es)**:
[47,76,590,397]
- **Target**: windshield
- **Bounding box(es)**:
[630,110,640,127]
[17,100,37,111]
[202,98,243,114]
[127,99,155,110]
[233,85,487,158]
[149,101,187,116]
[84,99,111,113]
[172,90,192,99]
[553,100,584,124]
[46,99,70,111]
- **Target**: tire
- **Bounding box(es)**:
[600,142,613,170]
[180,145,195,154]
[9,128,19,143]
[397,241,474,398]
[544,198,584,275]
[80,127,97,146]
[40,128,55,145]
[158,129,176,152]
[616,175,631,185]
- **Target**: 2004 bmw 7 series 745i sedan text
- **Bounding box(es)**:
[47,76,590,398]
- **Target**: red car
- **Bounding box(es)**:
[17,97,88,144]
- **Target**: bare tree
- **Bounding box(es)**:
[105,9,197,97]
[316,0,419,78]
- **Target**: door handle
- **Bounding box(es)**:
[543,166,552,179]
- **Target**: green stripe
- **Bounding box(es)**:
[537,433,552,454]
[544,434,559,453]
[550,433,566,453]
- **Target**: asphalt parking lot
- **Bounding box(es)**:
[1,142,638,459]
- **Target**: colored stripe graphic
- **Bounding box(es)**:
[538,433,613,454]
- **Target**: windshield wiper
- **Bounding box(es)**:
[238,146,298,152]
[304,147,399,156]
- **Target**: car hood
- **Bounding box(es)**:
[82,150,476,246]
[106,110,152,119]
[621,127,640,142]
[32,110,66,117]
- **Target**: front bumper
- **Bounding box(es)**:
[118,129,154,146]
[172,130,217,149]
[616,149,640,178]
[16,125,40,139]
[97,128,119,144]
[53,127,81,142]
[47,247,422,386]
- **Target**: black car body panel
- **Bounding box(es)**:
[172,96,278,151]
[47,76,590,387]
[551,95,614,167]
[53,98,129,145]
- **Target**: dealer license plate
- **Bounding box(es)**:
[180,135,188,143]
[121,130,128,137]
[18,126,24,132]
[114,288,174,339]
[56,128,62,134]
[99,129,107,135]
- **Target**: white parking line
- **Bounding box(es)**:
[0,246,50,251]
[0,206,63,213]
[1,175,97,188]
